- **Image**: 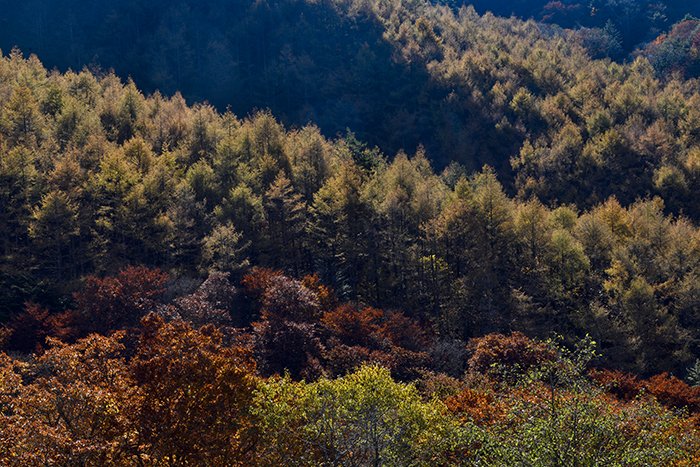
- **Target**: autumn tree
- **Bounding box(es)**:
[131,314,258,465]
[309,162,371,299]
[2,84,42,147]
[252,365,477,465]
[263,172,307,274]
[73,266,168,334]
[0,333,141,465]
[252,274,324,378]
[201,222,250,276]
[1,302,74,353]
[29,190,79,281]
[173,271,237,327]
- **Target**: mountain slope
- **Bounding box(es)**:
[2,1,700,214]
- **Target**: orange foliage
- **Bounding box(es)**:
[379,311,430,351]
[467,332,556,375]
[645,373,700,413]
[242,268,322,323]
[446,387,505,425]
[588,369,644,401]
[321,305,383,347]
[320,305,430,379]
[0,332,141,465]
[73,266,168,333]
[591,369,700,414]
[241,267,283,305]
[0,314,261,465]
[132,314,258,465]
[321,341,428,381]
[2,302,75,353]
[375,345,430,381]
[301,273,337,310]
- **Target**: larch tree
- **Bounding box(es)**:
[264,172,308,275]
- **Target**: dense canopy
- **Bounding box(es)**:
[1,0,700,464]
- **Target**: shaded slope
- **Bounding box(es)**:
[0,0,528,171]
[0,0,442,163]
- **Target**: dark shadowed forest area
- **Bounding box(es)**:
[2,0,700,168]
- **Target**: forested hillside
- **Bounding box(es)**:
[642,17,700,79]
[2,46,700,374]
[1,1,700,465]
[469,0,700,53]
[3,0,700,173]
